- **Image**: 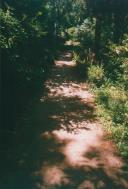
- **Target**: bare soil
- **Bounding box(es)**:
[1,52,128,189]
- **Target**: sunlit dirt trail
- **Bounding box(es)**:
[34,52,128,189]
[1,52,128,189]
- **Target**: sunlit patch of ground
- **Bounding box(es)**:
[33,52,128,189]
[38,128,127,189]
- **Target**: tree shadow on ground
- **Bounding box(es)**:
[0,51,128,189]
[34,129,128,189]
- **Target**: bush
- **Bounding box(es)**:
[67,18,95,49]
[95,85,128,124]
[118,58,128,90]
[67,27,78,41]
[76,18,95,48]
[90,36,128,161]
[0,7,55,131]
[73,51,89,78]
[88,64,104,86]
[94,84,128,158]
[104,36,128,84]
[0,9,26,49]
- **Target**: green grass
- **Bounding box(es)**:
[92,84,128,159]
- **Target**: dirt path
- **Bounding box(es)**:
[1,52,128,189]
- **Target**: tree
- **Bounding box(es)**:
[85,0,128,59]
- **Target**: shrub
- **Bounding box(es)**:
[118,58,128,90]
[95,84,128,125]
[76,18,95,48]
[0,9,26,49]
[91,36,128,161]
[73,51,90,78]
[104,36,128,83]
[67,27,78,41]
[88,64,104,86]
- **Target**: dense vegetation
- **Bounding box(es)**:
[0,0,128,163]
[71,0,128,161]
[0,1,54,130]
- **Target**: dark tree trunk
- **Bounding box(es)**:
[1,50,16,131]
[113,13,126,44]
[94,14,102,60]
[0,48,2,129]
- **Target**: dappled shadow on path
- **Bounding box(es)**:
[1,52,128,189]
[36,129,127,189]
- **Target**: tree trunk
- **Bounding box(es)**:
[94,14,102,60]
[113,13,125,44]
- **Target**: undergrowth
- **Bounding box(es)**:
[73,33,128,161]
[91,37,128,160]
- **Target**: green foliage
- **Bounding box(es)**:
[95,85,128,124]
[90,37,128,160]
[119,58,128,89]
[1,2,55,131]
[73,52,88,77]
[29,18,47,39]
[0,9,26,49]
[74,18,128,159]
[104,36,128,88]
[88,64,104,85]
[94,84,128,158]
[76,18,95,48]
[67,18,95,49]
[67,27,79,40]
